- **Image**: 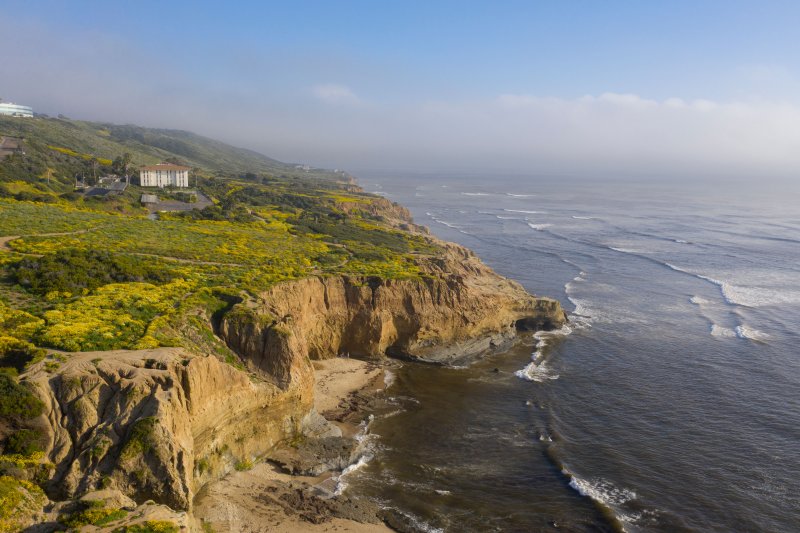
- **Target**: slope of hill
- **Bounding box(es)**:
[0,115,565,531]
[0,116,345,194]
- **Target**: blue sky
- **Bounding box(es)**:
[2,1,800,176]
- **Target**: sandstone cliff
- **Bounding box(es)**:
[17,238,565,518]
[22,347,312,512]
[220,240,566,372]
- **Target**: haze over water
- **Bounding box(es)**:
[342,175,800,532]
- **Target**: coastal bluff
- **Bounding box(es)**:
[15,238,566,529]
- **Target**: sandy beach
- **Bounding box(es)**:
[193,357,393,532]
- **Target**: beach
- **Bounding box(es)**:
[193,357,393,532]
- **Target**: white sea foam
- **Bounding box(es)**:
[514,326,573,382]
[505,209,545,214]
[566,472,637,506]
[528,223,552,231]
[334,454,372,496]
[610,246,644,254]
[496,215,518,220]
[506,193,536,197]
[674,239,689,243]
[571,215,595,220]
[430,217,459,229]
[434,489,451,495]
[383,369,396,388]
[666,264,800,308]
[461,192,489,196]
[515,360,559,382]
[690,296,710,305]
[735,325,770,341]
[711,325,737,338]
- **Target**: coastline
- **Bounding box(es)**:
[193,357,394,532]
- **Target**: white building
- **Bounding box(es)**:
[139,163,190,188]
[0,102,33,118]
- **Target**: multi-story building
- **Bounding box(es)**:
[0,101,33,118]
[139,163,191,188]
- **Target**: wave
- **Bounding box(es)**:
[711,324,737,338]
[461,192,489,196]
[666,264,800,308]
[383,369,396,388]
[496,215,519,220]
[515,325,573,382]
[571,215,595,220]
[506,193,536,198]
[609,246,646,254]
[430,217,459,229]
[505,209,546,214]
[515,360,560,382]
[528,223,553,231]
[334,454,372,496]
[689,295,711,305]
[735,325,770,341]
[567,473,637,507]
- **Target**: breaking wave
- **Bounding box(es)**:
[528,223,553,231]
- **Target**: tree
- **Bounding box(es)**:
[111,152,132,178]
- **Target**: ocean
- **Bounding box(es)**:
[339,174,800,532]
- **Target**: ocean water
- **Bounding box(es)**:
[340,175,800,532]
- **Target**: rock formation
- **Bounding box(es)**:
[18,236,566,516]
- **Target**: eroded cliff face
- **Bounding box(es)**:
[20,238,566,515]
[23,347,312,511]
[220,240,567,373]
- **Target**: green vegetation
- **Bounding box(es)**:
[0,475,46,532]
[59,500,128,528]
[113,520,179,533]
[14,249,175,296]
[120,417,159,460]
[0,115,445,520]
[0,374,43,422]
[234,459,253,471]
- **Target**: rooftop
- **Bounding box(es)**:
[140,163,191,171]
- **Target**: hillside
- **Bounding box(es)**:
[0,115,346,195]
[0,116,565,531]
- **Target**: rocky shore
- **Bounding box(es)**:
[9,234,566,531]
[193,357,394,532]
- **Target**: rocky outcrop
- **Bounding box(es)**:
[221,240,566,371]
[22,347,312,511]
[19,236,566,516]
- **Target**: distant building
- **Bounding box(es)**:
[0,136,24,160]
[0,102,33,118]
[139,163,190,188]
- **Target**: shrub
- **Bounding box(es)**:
[59,500,128,528]
[0,337,46,373]
[3,429,43,456]
[0,374,44,422]
[14,249,175,296]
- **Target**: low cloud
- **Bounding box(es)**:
[1,16,799,178]
[311,83,361,105]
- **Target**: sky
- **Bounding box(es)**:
[2,1,800,178]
